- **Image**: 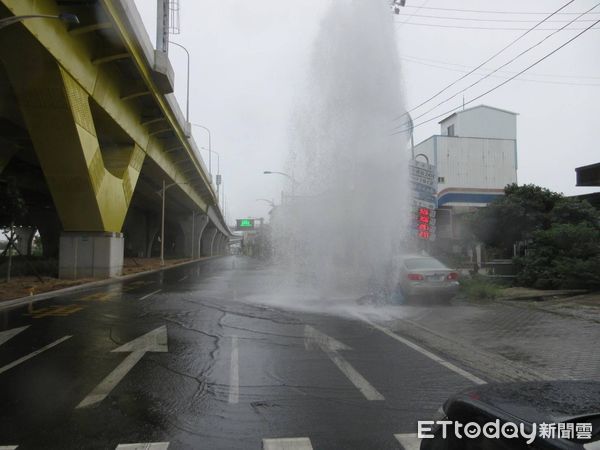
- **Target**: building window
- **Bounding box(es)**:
[447,125,455,136]
[438,176,445,183]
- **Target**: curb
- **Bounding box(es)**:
[0,257,221,311]
[496,291,586,302]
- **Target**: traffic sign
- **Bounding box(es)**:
[409,159,438,241]
[236,219,255,230]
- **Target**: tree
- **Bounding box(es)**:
[467,184,600,289]
[549,198,600,229]
[0,176,28,225]
[467,183,562,254]
[515,223,600,289]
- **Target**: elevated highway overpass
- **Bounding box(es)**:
[0,0,232,278]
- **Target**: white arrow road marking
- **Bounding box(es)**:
[228,335,239,404]
[395,433,421,450]
[115,443,169,450]
[0,336,72,376]
[77,326,168,408]
[0,326,29,347]
[304,326,384,401]
[139,289,162,300]
[262,437,313,450]
[355,314,486,385]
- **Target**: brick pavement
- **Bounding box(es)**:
[374,298,600,382]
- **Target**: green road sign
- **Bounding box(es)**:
[236,219,255,230]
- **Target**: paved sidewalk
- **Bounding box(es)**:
[496,286,587,301]
[497,289,600,324]
[0,258,209,308]
[373,297,600,383]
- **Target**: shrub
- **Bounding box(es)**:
[515,223,600,290]
[460,276,501,300]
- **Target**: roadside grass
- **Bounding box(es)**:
[460,276,503,301]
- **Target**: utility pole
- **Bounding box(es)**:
[160,179,166,266]
[191,210,195,259]
[156,0,169,53]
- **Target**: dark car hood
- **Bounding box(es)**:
[448,381,600,425]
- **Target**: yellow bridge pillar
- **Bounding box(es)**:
[1,37,145,278]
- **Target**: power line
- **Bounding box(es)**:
[394,20,596,31]
[397,2,600,127]
[393,0,577,122]
[400,12,599,23]
[392,17,600,136]
[400,54,600,80]
[400,56,600,87]
[397,0,431,25]
[400,5,600,15]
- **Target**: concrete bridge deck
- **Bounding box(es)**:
[0,0,232,278]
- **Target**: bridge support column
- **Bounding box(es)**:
[123,208,157,258]
[59,232,124,279]
[194,214,209,259]
[179,212,206,259]
[217,233,225,255]
[30,209,62,258]
[215,233,228,256]
[146,222,160,258]
[212,234,222,256]
[14,227,35,256]
[201,227,217,257]
[222,236,229,255]
[1,42,145,278]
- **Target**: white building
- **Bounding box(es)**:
[412,105,518,247]
[414,105,518,209]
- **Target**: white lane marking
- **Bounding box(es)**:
[0,446,18,449]
[584,442,600,450]
[304,326,384,401]
[394,433,421,450]
[178,275,188,282]
[0,326,29,347]
[262,437,313,450]
[228,335,239,404]
[323,346,385,400]
[0,336,72,376]
[304,325,349,352]
[110,326,168,353]
[115,444,169,450]
[77,326,168,408]
[139,289,162,300]
[356,314,486,385]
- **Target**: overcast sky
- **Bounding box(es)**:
[134,0,600,223]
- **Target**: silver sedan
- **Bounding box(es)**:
[396,255,460,302]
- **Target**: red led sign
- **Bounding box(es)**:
[417,207,432,240]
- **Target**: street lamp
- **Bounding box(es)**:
[0,13,79,30]
[256,198,276,207]
[168,41,190,122]
[263,170,299,201]
[200,146,221,197]
[263,170,295,181]
[192,123,212,178]
[414,153,430,165]
[391,0,407,14]
[157,180,189,266]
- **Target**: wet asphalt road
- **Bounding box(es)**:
[0,256,478,450]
